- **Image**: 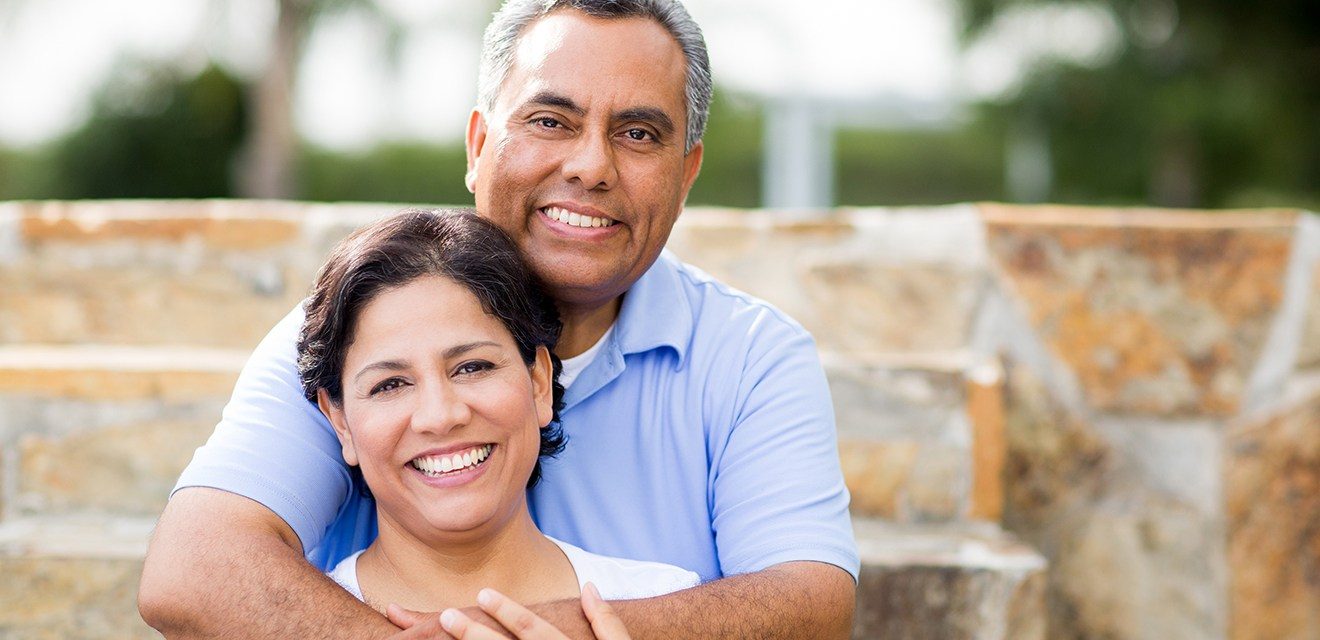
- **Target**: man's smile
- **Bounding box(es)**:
[541,205,617,228]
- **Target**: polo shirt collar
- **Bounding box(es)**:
[613,250,692,365]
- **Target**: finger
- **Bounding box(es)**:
[438,608,507,640]
[387,603,432,630]
[580,583,632,640]
[475,588,569,639]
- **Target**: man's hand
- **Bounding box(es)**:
[386,584,628,640]
[386,562,853,640]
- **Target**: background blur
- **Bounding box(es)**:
[1,0,1316,210]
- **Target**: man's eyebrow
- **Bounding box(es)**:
[615,107,676,138]
[350,342,500,383]
[524,91,585,116]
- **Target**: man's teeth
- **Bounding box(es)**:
[411,445,493,476]
[544,206,614,228]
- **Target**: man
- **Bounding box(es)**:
[138,1,858,638]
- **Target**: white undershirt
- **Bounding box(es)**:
[557,323,615,388]
[327,536,699,603]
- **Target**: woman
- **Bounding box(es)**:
[295,209,698,638]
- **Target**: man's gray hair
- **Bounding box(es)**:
[477,0,712,154]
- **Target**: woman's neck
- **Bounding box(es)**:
[354,508,578,613]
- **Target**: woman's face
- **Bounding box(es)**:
[320,275,554,543]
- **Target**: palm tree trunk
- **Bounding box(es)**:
[237,0,311,199]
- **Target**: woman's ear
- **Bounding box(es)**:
[531,345,554,428]
[318,388,359,467]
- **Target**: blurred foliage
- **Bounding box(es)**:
[299,143,471,205]
[836,121,1007,205]
[46,62,247,199]
[2,0,1316,210]
[955,0,1320,208]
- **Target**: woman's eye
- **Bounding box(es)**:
[455,360,494,376]
[369,378,407,396]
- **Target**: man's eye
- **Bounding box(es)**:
[370,378,407,395]
[624,128,653,141]
[534,117,562,129]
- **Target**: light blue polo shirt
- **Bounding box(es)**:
[175,251,859,582]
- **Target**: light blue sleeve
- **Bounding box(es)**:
[708,314,860,581]
[172,305,352,554]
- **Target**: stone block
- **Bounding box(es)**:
[18,420,215,517]
[851,518,1047,640]
[1299,249,1320,370]
[827,354,977,523]
[1001,362,1228,640]
[0,517,156,639]
[669,206,989,354]
[1226,384,1320,640]
[0,347,240,517]
[983,204,1296,417]
[839,439,918,518]
[801,262,984,353]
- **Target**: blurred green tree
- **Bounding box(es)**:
[956,0,1319,208]
[49,62,246,198]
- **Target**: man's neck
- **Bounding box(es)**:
[555,296,622,359]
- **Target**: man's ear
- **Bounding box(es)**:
[465,108,489,193]
[318,388,359,467]
[679,139,704,203]
[530,345,554,428]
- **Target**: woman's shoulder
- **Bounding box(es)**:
[326,549,367,601]
[550,538,701,601]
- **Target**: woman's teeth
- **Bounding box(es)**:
[410,444,493,476]
[543,206,614,228]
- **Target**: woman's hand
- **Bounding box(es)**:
[437,583,630,640]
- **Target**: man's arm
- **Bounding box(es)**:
[138,488,399,639]
[395,562,854,640]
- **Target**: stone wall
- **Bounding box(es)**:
[2,199,1317,638]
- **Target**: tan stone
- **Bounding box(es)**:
[1001,363,1228,639]
[0,347,242,401]
[983,204,1295,417]
[968,366,1006,521]
[906,445,968,522]
[20,205,300,250]
[18,420,214,517]
[1226,387,1320,640]
[839,439,918,517]
[1299,257,1320,369]
[0,556,157,639]
[851,519,1048,640]
[0,264,302,348]
[803,263,982,352]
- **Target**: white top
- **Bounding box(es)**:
[556,323,614,388]
[328,536,700,603]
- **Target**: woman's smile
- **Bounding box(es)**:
[407,444,497,488]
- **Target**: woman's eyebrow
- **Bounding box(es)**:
[351,341,502,383]
[354,360,408,384]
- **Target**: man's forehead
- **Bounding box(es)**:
[496,10,686,111]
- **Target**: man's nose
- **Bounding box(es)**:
[561,130,618,190]
[410,380,471,436]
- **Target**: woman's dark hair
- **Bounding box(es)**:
[297,208,566,488]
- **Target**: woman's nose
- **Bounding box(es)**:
[410,381,471,435]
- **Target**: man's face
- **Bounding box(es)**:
[465,11,703,310]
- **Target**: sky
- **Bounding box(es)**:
[0,0,1120,150]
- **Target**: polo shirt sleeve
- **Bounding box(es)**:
[172,305,351,554]
[708,314,860,581]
